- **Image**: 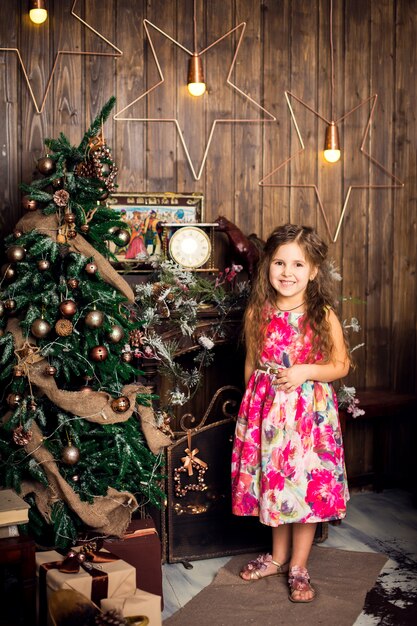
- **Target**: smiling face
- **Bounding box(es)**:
[269,241,318,308]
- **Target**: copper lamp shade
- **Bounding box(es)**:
[323,122,341,163]
[187,54,206,97]
[29,0,48,24]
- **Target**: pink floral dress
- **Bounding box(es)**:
[231,309,349,526]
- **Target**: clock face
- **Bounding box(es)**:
[169,226,211,269]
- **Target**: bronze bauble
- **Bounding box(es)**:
[67,278,79,289]
[84,309,104,329]
[110,396,131,413]
[107,325,124,344]
[114,229,131,247]
[31,318,52,339]
[28,399,37,412]
[4,299,17,312]
[0,302,5,318]
[61,445,80,465]
[66,229,77,239]
[121,351,133,363]
[80,224,90,234]
[64,212,76,224]
[89,345,108,362]
[7,393,23,408]
[21,196,38,211]
[55,318,73,336]
[13,229,23,238]
[72,474,80,482]
[13,365,25,378]
[44,365,57,376]
[1,264,16,281]
[7,245,26,262]
[85,262,98,275]
[37,259,50,271]
[79,385,94,394]
[59,299,77,317]
[37,156,56,175]
[51,177,64,189]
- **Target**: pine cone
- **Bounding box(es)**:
[55,318,74,336]
[94,609,128,625]
[53,189,70,207]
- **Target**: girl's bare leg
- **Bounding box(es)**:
[289,522,317,601]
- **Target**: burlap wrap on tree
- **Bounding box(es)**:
[21,422,137,536]
[15,210,135,303]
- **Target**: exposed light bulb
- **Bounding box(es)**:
[187,55,206,97]
[323,122,341,163]
[29,1,48,25]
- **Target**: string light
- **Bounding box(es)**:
[29,0,48,25]
[187,0,206,97]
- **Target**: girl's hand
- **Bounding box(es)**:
[274,365,309,393]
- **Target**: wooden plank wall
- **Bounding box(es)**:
[0,0,416,394]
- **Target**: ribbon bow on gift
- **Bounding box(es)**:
[181,431,208,476]
[59,543,118,574]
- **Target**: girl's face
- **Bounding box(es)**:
[269,242,318,303]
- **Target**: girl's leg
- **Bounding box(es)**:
[240,524,291,580]
[289,522,317,601]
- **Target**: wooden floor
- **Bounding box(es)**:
[162,489,417,624]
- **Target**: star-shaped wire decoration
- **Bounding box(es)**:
[0,0,122,114]
[114,19,276,181]
[259,91,404,243]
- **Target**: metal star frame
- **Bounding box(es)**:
[259,91,404,243]
[0,0,122,114]
[114,18,276,181]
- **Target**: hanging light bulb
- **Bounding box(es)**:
[29,0,48,24]
[187,54,206,97]
[323,122,341,163]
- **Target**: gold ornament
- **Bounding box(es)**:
[31,318,52,339]
[37,259,50,271]
[1,264,16,281]
[173,432,208,497]
[61,444,80,465]
[107,325,124,344]
[7,245,26,262]
[55,318,74,337]
[37,156,55,175]
[110,396,131,413]
[84,309,104,329]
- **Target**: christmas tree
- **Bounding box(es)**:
[0,98,166,549]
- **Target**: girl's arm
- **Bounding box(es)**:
[275,310,350,392]
[244,353,256,387]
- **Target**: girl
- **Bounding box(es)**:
[231,224,350,603]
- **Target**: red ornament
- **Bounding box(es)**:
[21,196,38,211]
[59,300,77,317]
[85,262,98,275]
[89,345,108,362]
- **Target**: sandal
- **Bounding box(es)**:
[240,553,289,581]
[288,565,316,603]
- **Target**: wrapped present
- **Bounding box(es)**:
[101,588,162,626]
[103,518,163,607]
[36,548,136,625]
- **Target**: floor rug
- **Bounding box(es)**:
[163,546,387,626]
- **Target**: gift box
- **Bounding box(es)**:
[103,518,163,607]
[101,588,162,626]
[36,549,136,625]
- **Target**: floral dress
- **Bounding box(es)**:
[231,309,349,526]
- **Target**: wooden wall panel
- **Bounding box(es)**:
[0,0,416,395]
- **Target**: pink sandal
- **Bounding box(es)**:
[240,553,289,581]
[288,565,316,602]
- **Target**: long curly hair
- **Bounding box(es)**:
[244,224,342,365]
